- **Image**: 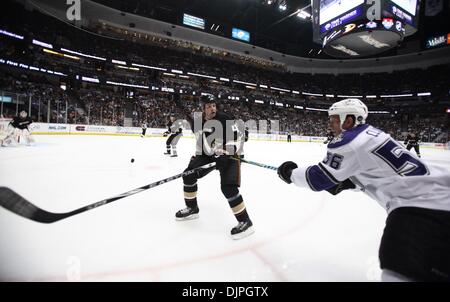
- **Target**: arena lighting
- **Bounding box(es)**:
[259,84,268,88]
[337,95,363,98]
[270,86,290,92]
[366,95,377,98]
[0,29,23,40]
[254,100,264,104]
[233,80,257,86]
[117,65,139,71]
[245,85,256,89]
[279,0,287,11]
[380,94,414,98]
[219,77,229,82]
[294,105,303,109]
[369,111,390,114]
[32,39,53,49]
[292,90,300,94]
[302,92,323,97]
[106,81,149,89]
[179,75,190,79]
[162,72,176,76]
[60,48,107,61]
[43,49,80,60]
[131,63,167,71]
[326,94,335,97]
[306,107,328,112]
[297,10,311,19]
[112,59,126,65]
[187,72,216,79]
[171,69,183,74]
[417,92,431,96]
[81,76,100,83]
[275,102,284,107]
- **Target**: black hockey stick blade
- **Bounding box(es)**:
[0,162,216,223]
[0,187,69,223]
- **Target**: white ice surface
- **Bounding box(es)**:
[0,135,449,281]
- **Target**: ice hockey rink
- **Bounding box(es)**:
[0,135,449,282]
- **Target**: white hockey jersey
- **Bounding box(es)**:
[291,124,450,213]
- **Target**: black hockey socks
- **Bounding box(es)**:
[183,182,198,208]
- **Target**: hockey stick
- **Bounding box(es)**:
[0,162,216,223]
[233,157,278,171]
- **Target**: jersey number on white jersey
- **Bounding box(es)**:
[372,139,429,176]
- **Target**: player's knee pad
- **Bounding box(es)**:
[183,169,197,185]
[221,184,239,199]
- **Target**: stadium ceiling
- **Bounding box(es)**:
[92,0,321,57]
[92,0,446,59]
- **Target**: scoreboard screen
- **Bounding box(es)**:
[391,0,418,16]
[320,0,364,25]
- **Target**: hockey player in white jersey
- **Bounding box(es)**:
[277,99,450,282]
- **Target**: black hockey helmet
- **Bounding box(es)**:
[199,94,216,108]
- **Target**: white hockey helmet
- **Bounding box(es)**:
[328,98,368,127]
[19,110,28,118]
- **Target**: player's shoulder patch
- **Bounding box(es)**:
[328,124,369,149]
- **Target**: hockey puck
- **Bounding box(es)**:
[131,158,135,163]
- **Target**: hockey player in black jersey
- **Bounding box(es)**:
[404,132,421,158]
[164,116,183,157]
[175,95,253,239]
[1,111,34,146]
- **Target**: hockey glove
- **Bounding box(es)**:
[326,178,356,195]
[277,161,298,184]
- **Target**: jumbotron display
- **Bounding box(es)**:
[312,0,421,58]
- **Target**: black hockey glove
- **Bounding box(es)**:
[277,161,298,184]
[326,178,356,195]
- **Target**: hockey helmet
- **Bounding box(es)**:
[200,94,216,108]
[328,99,368,127]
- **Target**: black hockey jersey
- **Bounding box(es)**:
[404,134,420,146]
[11,117,33,130]
[186,111,243,156]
